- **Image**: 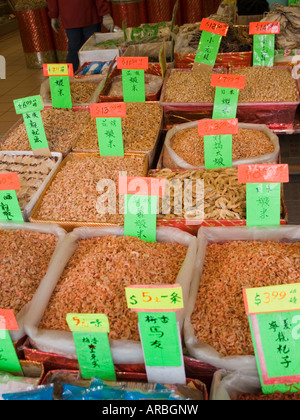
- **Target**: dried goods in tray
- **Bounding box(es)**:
[191,241,300,357]
[0,153,59,211]
[0,109,90,154]
[39,235,188,341]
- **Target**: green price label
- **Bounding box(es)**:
[72,331,116,381]
[204,134,232,169]
[124,194,157,243]
[14,95,44,115]
[194,31,222,67]
[49,76,72,108]
[0,190,23,223]
[246,182,281,226]
[96,117,124,157]
[213,87,240,119]
[23,111,49,151]
[253,34,275,67]
[249,311,300,395]
[122,69,146,102]
[0,329,23,374]
[138,311,182,367]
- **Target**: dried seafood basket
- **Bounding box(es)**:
[184,226,300,373]
[24,226,197,365]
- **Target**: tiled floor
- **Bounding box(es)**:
[0,30,46,136]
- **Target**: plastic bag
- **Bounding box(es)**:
[2,385,54,401]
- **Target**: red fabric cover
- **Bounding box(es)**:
[47,0,110,29]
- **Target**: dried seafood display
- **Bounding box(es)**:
[191,241,300,357]
[0,109,90,154]
[39,235,188,340]
[0,229,58,314]
[33,154,147,224]
[0,153,59,211]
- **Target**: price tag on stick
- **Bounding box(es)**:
[119,176,166,243]
[14,95,50,157]
[0,309,23,374]
[43,64,74,109]
[238,164,289,226]
[249,22,280,67]
[117,57,148,102]
[126,285,186,385]
[243,284,300,395]
[0,173,23,223]
[66,313,116,381]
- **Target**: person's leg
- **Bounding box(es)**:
[82,23,102,42]
[65,27,84,72]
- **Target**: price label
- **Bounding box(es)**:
[244,284,300,315]
[0,173,20,191]
[200,18,229,36]
[198,118,238,136]
[211,74,246,90]
[14,95,44,115]
[117,57,149,70]
[121,69,146,102]
[0,173,23,223]
[126,285,184,312]
[213,87,240,120]
[49,76,72,108]
[253,34,276,67]
[238,164,289,184]
[0,310,23,374]
[67,313,116,381]
[204,134,232,169]
[249,21,281,35]
[246,182,281,226]
[194,31,222,67]
[66,314,110,333]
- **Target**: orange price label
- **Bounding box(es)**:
[119,176,166,197]
[211,73,246,90]
[90,102,127,119]
[200,18,229,37]
[0,172,21,191]
[0,309,19,330]
[117,57,149,70]
[249,21,280,35]
[43,63,74,77]
[238,164,289,184]
[198,118,239,136]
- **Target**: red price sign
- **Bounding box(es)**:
[0,173,21,191]
[90,102,127,118]
[238,164,289,184]
[249,21,281,35]
[117,57,149,70]
[198,118,239,136]
[211,73,246,90]
[200,18,229,36]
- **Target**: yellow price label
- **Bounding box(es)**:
[125,285,184,312]
[44,64,73,76]
[243,283,300,315]
[66,314,110,333]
